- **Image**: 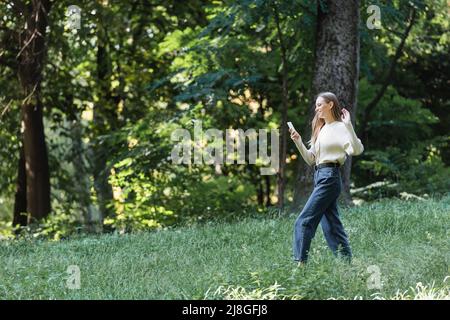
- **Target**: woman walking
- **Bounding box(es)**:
[290,92,364,264]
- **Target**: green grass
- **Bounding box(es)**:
[0,194,449,299]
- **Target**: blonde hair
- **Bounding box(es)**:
[307,92,343,147]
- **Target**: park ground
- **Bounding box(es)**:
[0,194,449,300]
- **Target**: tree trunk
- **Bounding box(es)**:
[71,120,102,233]
[17,0,52,222]
[291,0,360,210]
[92,8,116,227]
[13,146,27,228]
[257,176,264,206]
[273,4,289,210]
[314,0,360,206]
[291,158,315,213]
[265,175,271,207]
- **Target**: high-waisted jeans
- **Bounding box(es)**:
[293,166,352,263]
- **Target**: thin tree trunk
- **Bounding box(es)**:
[265,175,271,207]
[71,120,101,233]
[256,94,272,208]
[92,7,116,227]
[273,4,289,210]
[257,176,264,206]
[13,146,27,229]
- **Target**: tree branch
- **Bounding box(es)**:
[384,26,404,38]
[361,8,417,136]
[0,99,13,120]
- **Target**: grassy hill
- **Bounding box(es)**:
[0,194,449,299]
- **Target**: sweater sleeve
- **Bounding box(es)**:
[343,123,364,156]
[294,138,316,166]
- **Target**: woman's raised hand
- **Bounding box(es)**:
[341,108,352,126]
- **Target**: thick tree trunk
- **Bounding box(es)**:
[17,0,52,222]
[21,100,51,222]
[291,0,360,210]
[314,0,360,206]
[291,158,315,212]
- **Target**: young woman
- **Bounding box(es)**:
[289,92,364,264]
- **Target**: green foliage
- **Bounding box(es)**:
[0,0,448,237]
[355,140,450,197]
[353,78,449,199]
[26,212,83,241]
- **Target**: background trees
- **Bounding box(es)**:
[0,0,448,238]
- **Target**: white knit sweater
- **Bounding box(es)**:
[294,120,364,166]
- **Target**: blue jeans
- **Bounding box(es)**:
[293,166,352,263]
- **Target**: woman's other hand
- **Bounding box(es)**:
[290,128,301,143]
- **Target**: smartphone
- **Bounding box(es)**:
[287,122,295,131]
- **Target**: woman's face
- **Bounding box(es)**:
[315,97,333,119]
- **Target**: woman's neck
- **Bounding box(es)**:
[324,116,337,124]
